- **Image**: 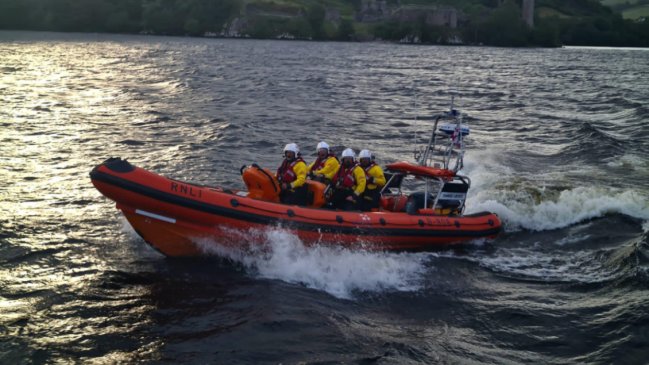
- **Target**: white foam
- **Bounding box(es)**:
[461,147,514,193]
[469,187,649,232]
[461,152,649,232]
[194,227,428,299]
[555,234,592,246]
[448,248,620,284]
[605,153,648,170]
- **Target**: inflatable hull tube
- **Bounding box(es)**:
[386,161,455,179]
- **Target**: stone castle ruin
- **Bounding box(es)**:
[356,0,534,29]
[522,0,534,27]
[356,0,458,28]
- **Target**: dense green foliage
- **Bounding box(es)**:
[0,0,647,47]
[536,0,649,46]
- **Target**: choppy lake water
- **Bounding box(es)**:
[1,31,648,364]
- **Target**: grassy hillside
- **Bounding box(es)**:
[624,5,649,19]
[601,0,649,19]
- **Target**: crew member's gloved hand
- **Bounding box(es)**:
[345,195,355,202]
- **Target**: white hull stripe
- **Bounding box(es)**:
[135,209,176,224]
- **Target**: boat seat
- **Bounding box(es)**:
[241,164,280,202]
[305,180,327,208]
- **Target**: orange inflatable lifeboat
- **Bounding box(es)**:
[90,158,502,257]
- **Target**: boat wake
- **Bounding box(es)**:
[457,247,621,284]
[434,231,649,286]
[194,227,428,299]
[463,152,649,232]
[470,186,649,232]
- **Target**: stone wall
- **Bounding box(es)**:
[391,6,458,28]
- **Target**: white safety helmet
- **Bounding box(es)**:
[316,141,329,152]
[341,148,355,159]
[284,143,299,154]
[359,149,372,159]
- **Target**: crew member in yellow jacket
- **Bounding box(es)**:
[276,143,308,206]
[328,148,366,211]
[308,141,340,183]
[358,149,386,211]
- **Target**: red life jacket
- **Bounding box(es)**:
[333,164,358,189]
[310,154,337,172]
[277,158,304,183]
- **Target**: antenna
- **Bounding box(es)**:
[412,82,422,161]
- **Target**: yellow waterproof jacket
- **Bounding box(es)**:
[277,159,307,189]
[308,156,340,181]
[350,165,367,196]
[333,164,366,196]
[290,161,307,189]
[364,164,386,191]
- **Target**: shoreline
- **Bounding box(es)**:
[0,29,570,49]
[2,29,649,50]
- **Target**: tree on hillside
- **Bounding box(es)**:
[336,18,355,41]
[477,0,529,46]
[0,0,30,29]
[530,17,561,46]
[142,0,183,34]
[307,2,326,40]
[538,0,612,16]
[184,0,240,34]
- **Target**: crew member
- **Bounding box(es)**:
[359,149,386,211]
[308,141,340,183]
[276,143,308,206]
[328,148,366,210]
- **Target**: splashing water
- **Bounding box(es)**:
[472,187,649,231]
[467,248,621,284]
[194,227,428,299]
[463,151,649,232]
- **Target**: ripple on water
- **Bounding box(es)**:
[1,33,649,364]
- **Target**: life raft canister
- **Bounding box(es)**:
[241,164,280,202]
[380,195,408,212]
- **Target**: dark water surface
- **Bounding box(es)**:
[1,31,648,364]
